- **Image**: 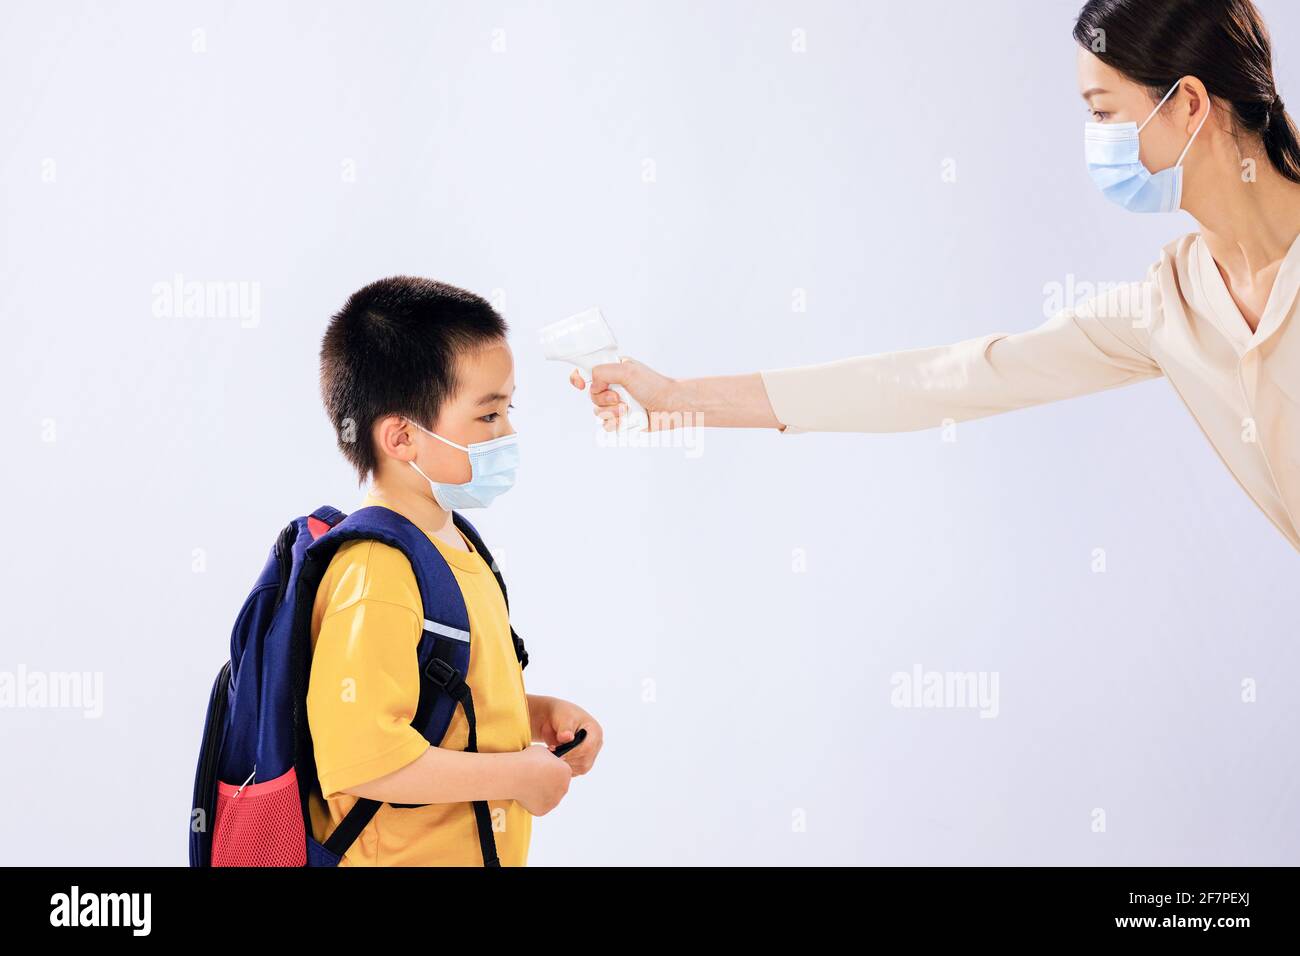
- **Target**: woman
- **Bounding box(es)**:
[572,0,1300,553]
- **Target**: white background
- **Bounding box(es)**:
[3,0,1298,865]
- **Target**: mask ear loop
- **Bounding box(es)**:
[1138,81,1183,132]
[405,417,470,453]
[1174,100,1211,169]
[409,458,437,485]
[404,417,469,493]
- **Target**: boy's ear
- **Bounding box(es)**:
[374,415,417,464]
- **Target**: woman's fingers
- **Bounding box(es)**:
[590,361,631,395]
[575,364,627,429]
[594,403,626,430]
[570,371,621,411]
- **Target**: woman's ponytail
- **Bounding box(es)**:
[1262,97,1300,184]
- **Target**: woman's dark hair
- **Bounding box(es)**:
[1074,0,1300,183]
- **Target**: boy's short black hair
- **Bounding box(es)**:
[320,276,508,481]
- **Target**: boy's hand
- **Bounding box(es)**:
[515,744,573,816]
[537,697,604,776]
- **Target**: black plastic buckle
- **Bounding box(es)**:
[424,657,464,695]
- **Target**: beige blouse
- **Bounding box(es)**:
[759,232,1300,552]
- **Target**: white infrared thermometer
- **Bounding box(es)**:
[540,307,649,432]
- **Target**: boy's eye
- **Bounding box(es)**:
[480,403,514,424]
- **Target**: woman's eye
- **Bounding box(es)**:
[1090,110,1110,122]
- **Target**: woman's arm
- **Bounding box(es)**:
[576,282,1163,433]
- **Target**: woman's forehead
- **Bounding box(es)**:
[1076,48,1125,96]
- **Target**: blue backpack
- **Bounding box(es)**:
[188,505,528,867]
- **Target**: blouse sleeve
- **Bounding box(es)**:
[759,278,1163,434]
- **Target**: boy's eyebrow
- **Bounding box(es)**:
[475,390,513,405]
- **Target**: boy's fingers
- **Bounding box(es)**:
[569,369,586,390]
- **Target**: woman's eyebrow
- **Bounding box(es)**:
[1081,87,1109,101]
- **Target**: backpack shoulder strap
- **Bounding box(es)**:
[452,512,529,670]
[307,506,473,747]
[305,505,346,540]
[304,505,501,866]
[317,506,468,628]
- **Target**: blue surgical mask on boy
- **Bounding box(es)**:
[406,419,519,510]
[1084,81,1210,214]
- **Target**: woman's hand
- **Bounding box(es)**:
[568,357,678,431]
[567,361,784,431]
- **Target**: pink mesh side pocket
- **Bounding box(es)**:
[211,766,307,867]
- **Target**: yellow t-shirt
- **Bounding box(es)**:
[305,496,532,866]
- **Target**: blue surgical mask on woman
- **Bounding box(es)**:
[406,419,519,510]
[1085,81,1211,213]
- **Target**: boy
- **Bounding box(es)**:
[307,276,602,866]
